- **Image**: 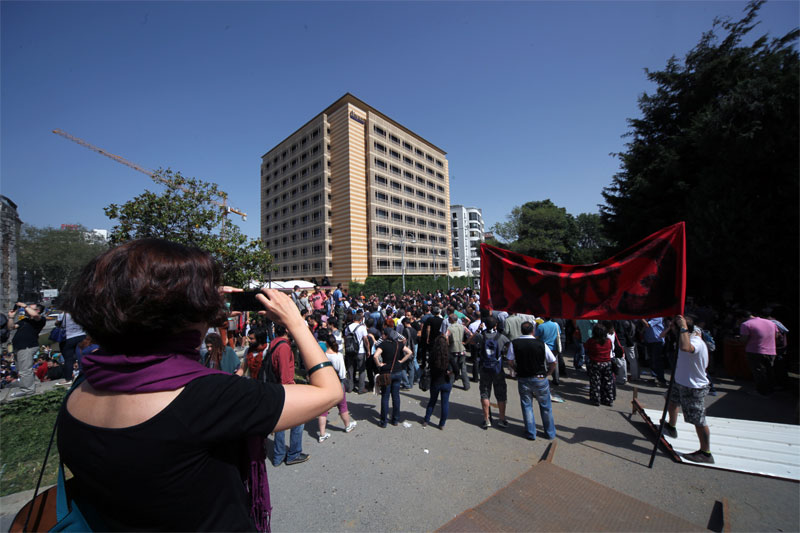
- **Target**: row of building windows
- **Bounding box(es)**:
[376,260,449,270]
[373,188,446,209]
[373,142,445,180]
[264,208,326,229]
[263,142,323,179]
[372,126,444,169]
[373,173,445,195]
[374,225,448,243]
[265,177,328,207]
[264,127,322,170]
[374,207,447,230]
[264,176,324,198]
[375,242,448,255]
[267,226,328,246]
[279,261,331,274]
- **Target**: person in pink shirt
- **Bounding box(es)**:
[310,285,327,313]
[736,310,779,395]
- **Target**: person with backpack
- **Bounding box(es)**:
[267,324,310,466]
[344,311,369,393]
[475,316,510,430]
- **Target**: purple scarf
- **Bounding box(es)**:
[82,330,272,532]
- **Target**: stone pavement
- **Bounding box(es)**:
[2,364,798,531]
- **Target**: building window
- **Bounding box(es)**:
[375,158,387,169]
[376,191,388,202]
[375,174,387,185]
[374,125,386,137]
[374,142,386,153]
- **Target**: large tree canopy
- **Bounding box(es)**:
[601,1,798,306]
[491,200,613,264]
[104,169,274,287]
[18,225,108,296]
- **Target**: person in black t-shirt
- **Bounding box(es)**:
[57,239,342,531]
[8,302,45,398]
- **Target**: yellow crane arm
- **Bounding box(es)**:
[52,129,247,221]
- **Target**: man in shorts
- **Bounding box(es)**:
[662,314,714,464]
[477,316,510,430]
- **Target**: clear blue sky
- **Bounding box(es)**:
[2,1,797,239]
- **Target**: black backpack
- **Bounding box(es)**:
[256,339,288,385]
[344,323,360,356]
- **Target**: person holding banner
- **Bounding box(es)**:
[662,314,714,464]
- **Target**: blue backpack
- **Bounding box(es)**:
[480,332,504,374]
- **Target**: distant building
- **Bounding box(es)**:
[0,196,22,311]
[260,93,451,284]
[451,205,484,277]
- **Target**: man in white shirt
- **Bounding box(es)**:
[662,314,714,464]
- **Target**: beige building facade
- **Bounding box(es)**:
[261,94,451,285]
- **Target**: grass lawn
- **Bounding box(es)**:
[0,389,66,497]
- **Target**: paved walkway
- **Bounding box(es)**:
[2,363,798,531]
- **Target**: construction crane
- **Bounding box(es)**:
[52,129,247,221]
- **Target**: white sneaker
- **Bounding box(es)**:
[318,432,331,443]
[345,421,358,433]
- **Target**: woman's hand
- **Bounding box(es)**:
[256,289,304,329]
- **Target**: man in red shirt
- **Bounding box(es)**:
[271,324,310,466]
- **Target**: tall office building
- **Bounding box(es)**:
[261,94,451,285]
[450,205,484,277]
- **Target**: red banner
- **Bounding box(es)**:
[480,222,686,320]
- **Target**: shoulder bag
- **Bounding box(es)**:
[375,342,399,389]
[10,376,105,532]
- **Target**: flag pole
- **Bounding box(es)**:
[648,352,679,468]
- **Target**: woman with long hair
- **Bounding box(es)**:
[584,323,615,406]
[202,332,240,374]
[57,239,341,530]
[317,335,357,442]
[373,327,413,427]
[423,335,457,429]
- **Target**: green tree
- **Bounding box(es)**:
[571,213,614,264]
[600,1,799,305]
[104,169,274,287]
[18,224,108,296]
[491,199,616,264]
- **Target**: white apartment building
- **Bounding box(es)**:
[450,205,484,277]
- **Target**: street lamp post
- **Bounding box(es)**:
[390,233,415,293]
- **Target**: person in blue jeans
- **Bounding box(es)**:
[507,321,557,440]
[423,336,457,429]
[374,327,413,427]
[273,424,305,466]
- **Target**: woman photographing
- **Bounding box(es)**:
[57,239,341,531]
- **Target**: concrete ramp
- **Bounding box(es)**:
[438,450,704,532]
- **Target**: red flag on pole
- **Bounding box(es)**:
[480,222,686,320]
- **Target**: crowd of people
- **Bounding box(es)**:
[0,238,791,529]
[211,283,790,467]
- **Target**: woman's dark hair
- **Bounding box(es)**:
[65,239,227,353]
[250,328,268,346]
[430,335,449,371]
[326,334,339,353]
[591,323,608,342]
[204,333,224,369]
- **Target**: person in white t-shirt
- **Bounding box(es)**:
[662,314,714,464]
